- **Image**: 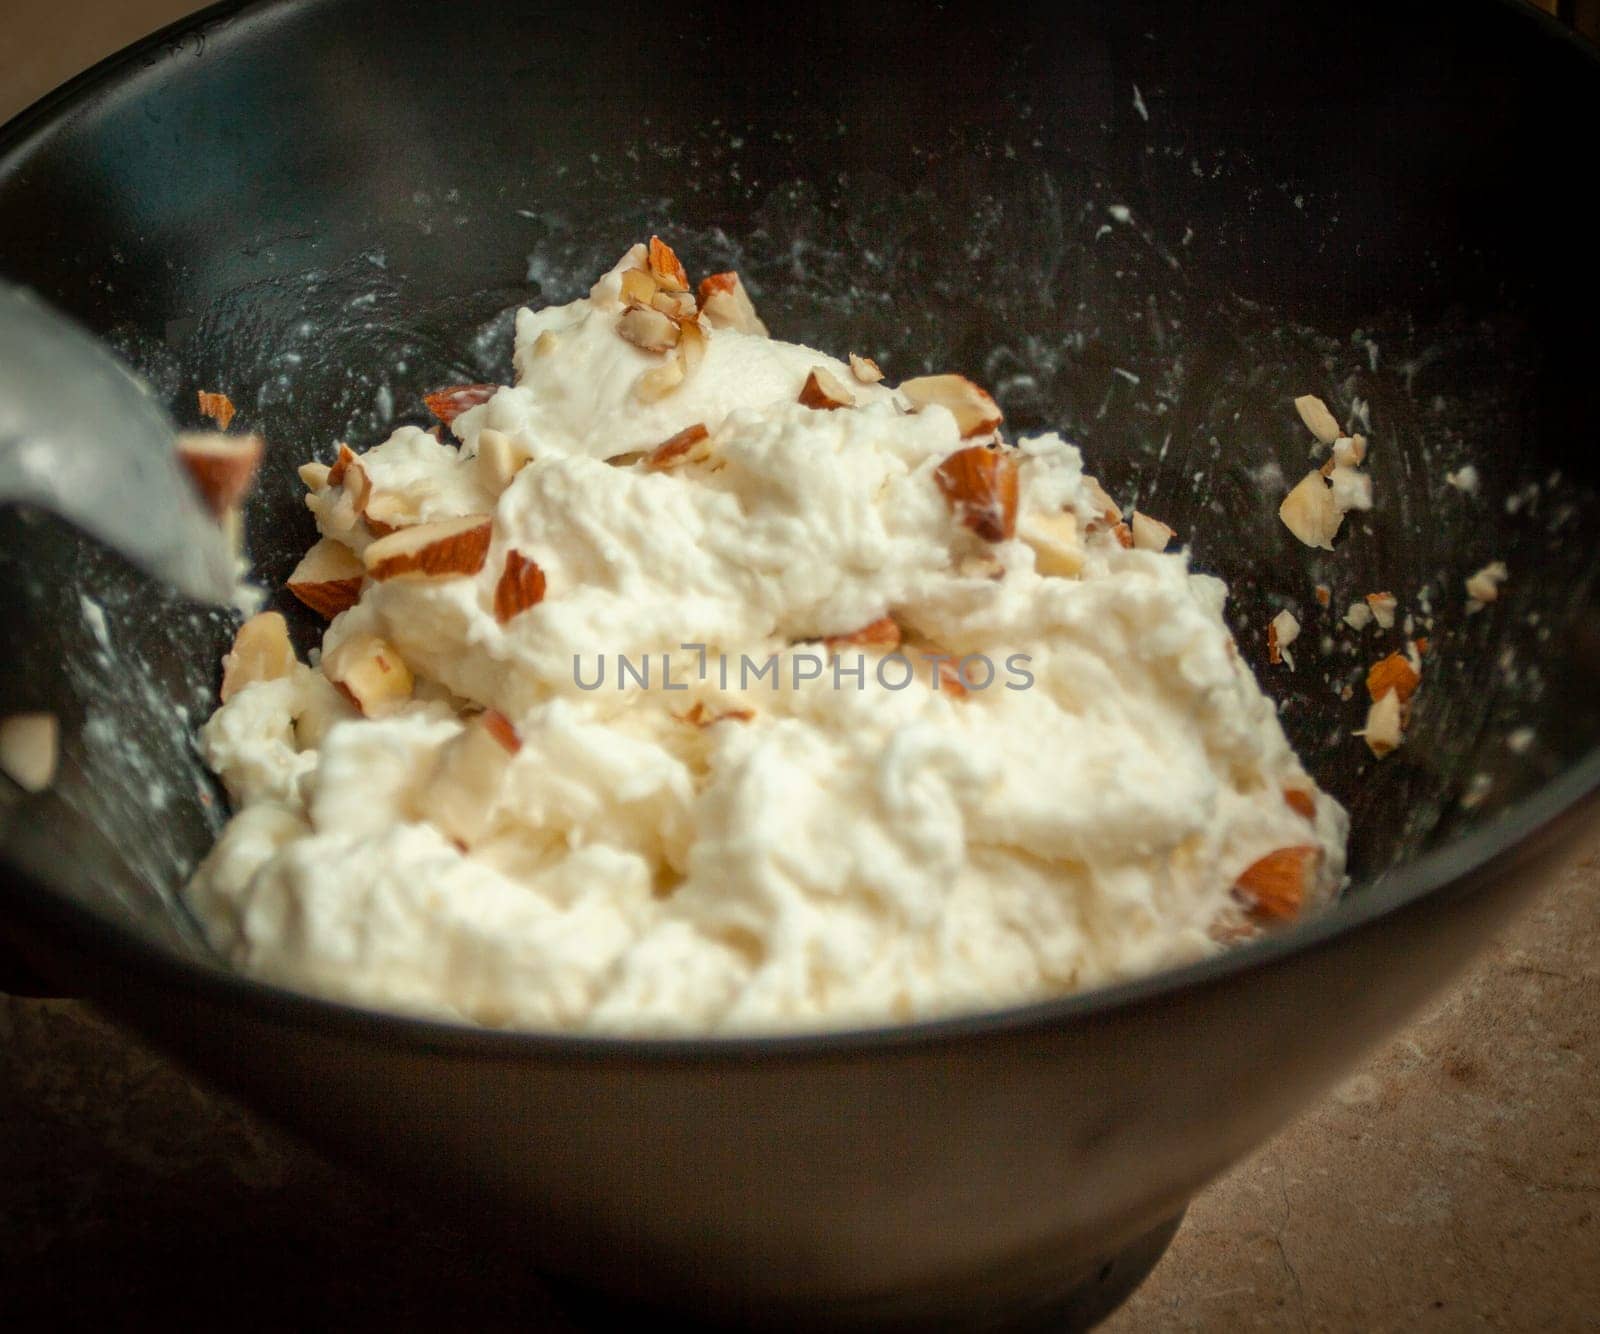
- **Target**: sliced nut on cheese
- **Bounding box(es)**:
[476,428,534,493]
[618,305,681,353]
[494,549,547,624]
[1294,394,1342,445]
[176,432,264,519]
[619,266,659,308]
[646,423,712,471]
[697,271,769,337]
[220,611,297,702]
[197,390,236,431]
[1278,470,1342,550]
[899,374,1003,439]
[1021,509,1084,577]
[1130,510,1176,551]
[849,353,884,384]
[364,515,493,582]
[935,446,1019,542]
[417,710,520,847]
[823,616,901,654]
[322,632,413,717]
[647,235,690,293]
[0,712,59,793]
[287,538,366,620]
[798,366,855,411]
[1233,845,1319,920]
[423,383,498,426]
[1358,688,1404,757]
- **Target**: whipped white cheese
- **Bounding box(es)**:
[187,243,1347,1033]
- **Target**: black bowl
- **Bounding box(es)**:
[2,1,1598,1327]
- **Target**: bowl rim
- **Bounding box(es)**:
[3,0,1598,1062]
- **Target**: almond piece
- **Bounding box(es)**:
[287,538,366,619]
[476,428,534,493]
[935,446,1019,542]
[176,432,264,519]
[417,711,519,847]
[1130,510,1176,551]
[1234,845,1319,920]
[424,383,498,425]
[494,549,547,623]
[220,611,297,702]
[646,423,712,471]
[1344,601,1374,631]
[1314,584,1331,608]
[364,515,492,582]
[1365,591,1397,629]
[650,289,698,320]
[619,266,659,308]
[1359,688,1404,757]
[1110,521,1134,549]
[849,353,885,384]
[322,632,413,717]
[680,701,756,728]
[798,366,856,411]
[1283,787,1317,821]
[633,355,687,403]
[1331,435,1367,468]
[1294,394,1342,444]
[823,616,901,653]
[1366,651,1421,703]
[1267,610,1300,669]
[618,304,681,353]
[298,461,331,490]
[899,374,1003,439]
[0,712,59,793]
[1278,470,1342,550]
[197,390,236,431]
[362,491,422,536]
[1080,475,1123,525]
[1465,560,1508,607]
[1021,509,1084,577]
[647,236,690,293]
[697,271,769,336]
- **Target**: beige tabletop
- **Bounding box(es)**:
[3,5,1598,1329]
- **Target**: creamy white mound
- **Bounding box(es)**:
[186,242,1347,1034]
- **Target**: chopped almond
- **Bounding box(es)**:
[1367,651,1421,704]
[1080,476,1123,525]
[1110,521,1134,549]
[494,549,547,623]
[899,374,1003,439]
[417,711,517,845]
[1331,435,1367,468]
[618,305,681,353]
[1359,689,1404,757]
[1465,560,1508,607]
[362,491,421,536]
[646,423,712,471]
[481,709,522,754]
[1344,601,1374,631]
[1267,610,1300,669]
[1279,470,1342,550]
[0,712,59,793]
[1314,584,1331,608]
[287,538,366,619]
[476,428,534,493]
[619,266,659,308]
[1021,509,1084,577]
[220,612,296,702]
[176,432,264,519]
[298,461,331,490]
[932,658,969,698]
[849,353,885,384]
[197,390,236,431]
[424,383,498,426]
[1294,394,1342,444]
[1130,510,1176,552]
[647,235,690,292]
[798,366,856,411]
[1234,845,1319,920]
[680,701,756,728]
[364,515,492,582]
[650,288,698,320]
[322,632,413,717]
[935,446,1020,542]
[1365,591,1398,629]
[1283,787,1317,821]
[823,616,901,653]
[697,271,769,336]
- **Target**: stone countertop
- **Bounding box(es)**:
[3,4,1598,1328]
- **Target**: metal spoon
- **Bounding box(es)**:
[0,283,238,604]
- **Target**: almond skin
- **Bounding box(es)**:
[648,236,690,292]
[481,709,522,754]
[494,549,547,623]
[823,616,901,653]
[287,537,366,619]
[697,271,769,337]
[680,702,756,728]
[849,353,884,383]
[322,633,413,717]
[935,446,1019,542]
[220,611,296,702]
[424,383,498,425]
[646,423,712,471]
[798,366,855,411]
[197,390,236,431]
[899,374,1003,438]
[1234,845,1319,920]
[364,515,492,582]
[1366,652,1421,704]
[1283,787,1317,820]
[176,432,264,518]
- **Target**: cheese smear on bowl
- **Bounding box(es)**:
[186,241,1347,1034]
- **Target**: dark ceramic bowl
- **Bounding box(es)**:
[2,1,1597,1327]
